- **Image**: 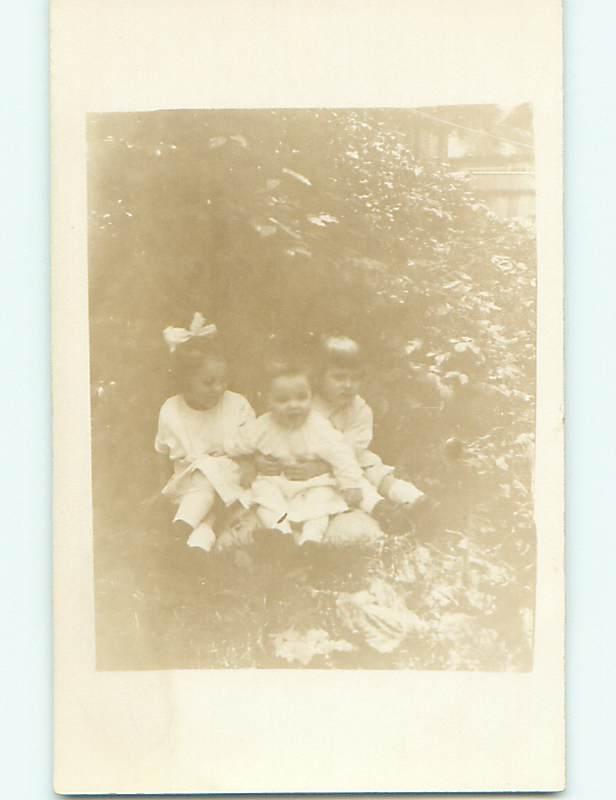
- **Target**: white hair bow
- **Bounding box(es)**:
[163,312,218,353]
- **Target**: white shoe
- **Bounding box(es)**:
[187,523,216,552]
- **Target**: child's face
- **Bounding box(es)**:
[269,373,312,428]
[184,359,228,410]
[321,366,360,408]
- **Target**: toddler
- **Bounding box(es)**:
[226,362,364,545]
[312,335,425,515]
[155,314,255,552]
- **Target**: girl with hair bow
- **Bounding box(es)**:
[154,314,256,552]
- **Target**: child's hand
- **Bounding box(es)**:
[342,488,363,508]
[255,453,282,475]
[283,458,330,481]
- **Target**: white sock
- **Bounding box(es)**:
[386,479,424,506]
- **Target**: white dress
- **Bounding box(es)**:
[226,410,364,523]
[312,394,424,509]
[312,394,394,483]
[155,391,255,507]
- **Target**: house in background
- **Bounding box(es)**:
[407,104,535,221]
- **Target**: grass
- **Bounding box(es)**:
[94,492,534,672]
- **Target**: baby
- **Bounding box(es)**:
[226,361,364,545]
[312,335,426,516]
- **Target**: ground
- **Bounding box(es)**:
[94,479,534,672]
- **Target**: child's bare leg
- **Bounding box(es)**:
[358,479,382,514]
[377,474,396,496]
[297,515,329,546]
[172,474,219,551]
[174,473,217,528]
[379,474,425,506]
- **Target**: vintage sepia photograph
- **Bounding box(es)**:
[53,1,564,791]
[88,105,537,672]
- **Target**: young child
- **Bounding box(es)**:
[155,314,255,552]
[312,335,426,516]
[226,362,364,546]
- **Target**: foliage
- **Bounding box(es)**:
[89,108,536,671]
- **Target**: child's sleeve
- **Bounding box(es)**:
[314,419,363,490]
[225,416,259,458]
[238,395,257,426]
[154,402,175,455]
[343,400,374,454]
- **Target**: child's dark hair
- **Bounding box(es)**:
[172,339,227,390]
[263,355,313,393]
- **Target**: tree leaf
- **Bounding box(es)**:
[282,167,312,186]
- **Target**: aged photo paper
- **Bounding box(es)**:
[52,0,564,793]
